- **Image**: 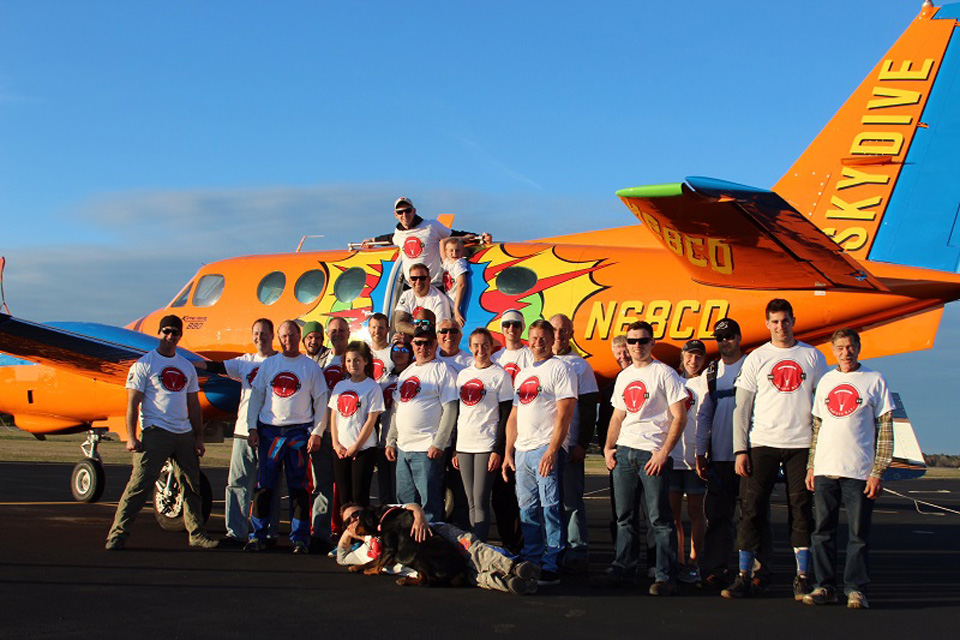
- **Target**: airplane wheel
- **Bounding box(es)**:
[153,469,213,532]
[71,459,105,503]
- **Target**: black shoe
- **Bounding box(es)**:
[649,580,676,596]
[793,574,812,602]
[721,573,753,599]
[698,569,730,591]
[506,575,538,595]
[537,570,561,586]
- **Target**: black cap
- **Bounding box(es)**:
[158,314,183,333]
[413,327,436,341]
[713,317,741,339]
[682,339,706,354]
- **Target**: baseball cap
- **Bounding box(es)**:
[394,197,414,210]
[681,339,706,354]
[713,318,741,339]
[302,321,323,337]
[158,314,183,333]
[500,309,524,326]
[413,326,436,341]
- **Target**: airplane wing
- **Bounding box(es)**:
[617,176,888,292]
[0,314,208,385]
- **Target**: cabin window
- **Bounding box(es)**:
[295,269,326,304]
[257,271,286,305]
[334,267,366,303]
[497,266,537,296]
[192,274,225,307]
[170,282,193,308]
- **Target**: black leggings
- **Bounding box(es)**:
[332,447,377,507]
[737,446,812,551]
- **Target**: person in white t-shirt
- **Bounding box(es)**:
[723,298,829,601]
[366,312,393,381]
[594,320,687,596]
[438,320,473,374]
[245,320,329,554]
[550,313,599,574]
[194,318,280,547]
[502,319,577,586]
[802,328,894,610]
[452,328,514,541]
[670,339,708,585]
[106,315,218,551]
[363,196,491,286]
[490,308,531,554]
[385,325,459,522]
[440,236,470,326]
[329,341,385,507]
[394,263,454,325]
[436,318,473,529]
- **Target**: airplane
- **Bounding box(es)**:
[1,1,950,508]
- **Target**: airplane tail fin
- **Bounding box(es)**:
[884,392,927,480]
[774,2,960,273]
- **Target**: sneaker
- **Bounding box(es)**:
[104,537,125,551]
[847,591,869,609]
[649,580,676,596]
[506,575,539,595]
[678,564,701,585]
[218,536,246,549]
[189,535,220,549]
[537,570,561,586]
[511,561,541,582]
[292,541,309,555]
[698,570,729,591]
[803,586,838,606]
[721,573,753,599]
[793,574,812,602]
[244,538,266,552]
[590,570,636,589]
[751,573,771,596]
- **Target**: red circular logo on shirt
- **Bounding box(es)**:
[768,360,806,393]
[271,371,301,398]
[159,367,187,392]
[623,380,649,413]
[399,376,421,402]
[338,390,361,417]
[504,362,521,382]
[518,376,541,405]
[383,382,397,410]
[412,306,425,318]
[443,271,453,292]
[460,379,486,406]
[373,358,386,380]
[246,366,260,386]
[324,364,344,390]
[403,236,423,258]
[684,388,695,412]
[825,383,862,417]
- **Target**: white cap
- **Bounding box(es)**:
[500,309,524,326]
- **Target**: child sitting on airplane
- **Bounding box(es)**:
[440,237,470,327]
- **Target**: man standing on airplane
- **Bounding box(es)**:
[395,263,454,325]
[722,299,828,600]
[105,315,219,550]
[803,327,894,610]
[364,196,492,285]
[246,320,328,553]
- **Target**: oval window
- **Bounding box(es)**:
[170,281,193,308]
[294,269,326,304]
[192,274,225,307]
[257,271,286,305]
[334,267,366,303]
[497,266,537,296]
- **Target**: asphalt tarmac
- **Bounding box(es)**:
[0,461,957,639]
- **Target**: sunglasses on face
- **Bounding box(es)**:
[161,328,181,336]
[395,208,414,215]
[391,345,411,354]
[413,318,433,328]
[343,510,360,525]
[438,328,460,335]
[715,334,737,342]
[409,275,429,282]
[502,321,522,329]
[626,337,653,346]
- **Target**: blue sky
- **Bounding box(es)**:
[2,1,958,452]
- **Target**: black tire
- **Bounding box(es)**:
[70,459,105,503]
[153,467,214,532]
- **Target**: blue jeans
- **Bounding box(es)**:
[812,476,874,594]
[611,446,677,583]
[225,437,280,540]
[310,431,335,543]
[515,445,566,574]
[563,458,589,560]
[251,423,311,543]
[396,449,445,522]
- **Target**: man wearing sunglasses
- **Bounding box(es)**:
[492,309,533,383]
[596,320,687,595]
[395,263,454,325]
[722,299,828,601]
[364,196,491,285]
[106,315,219,550]
[438,320,473,374]
[385,325,459,522]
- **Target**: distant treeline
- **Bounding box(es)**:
[924,454,960,468]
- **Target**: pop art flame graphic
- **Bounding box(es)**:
[474,245,608,356]
[298,251,389,332]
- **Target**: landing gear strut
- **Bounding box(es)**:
[70,428,106,503]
